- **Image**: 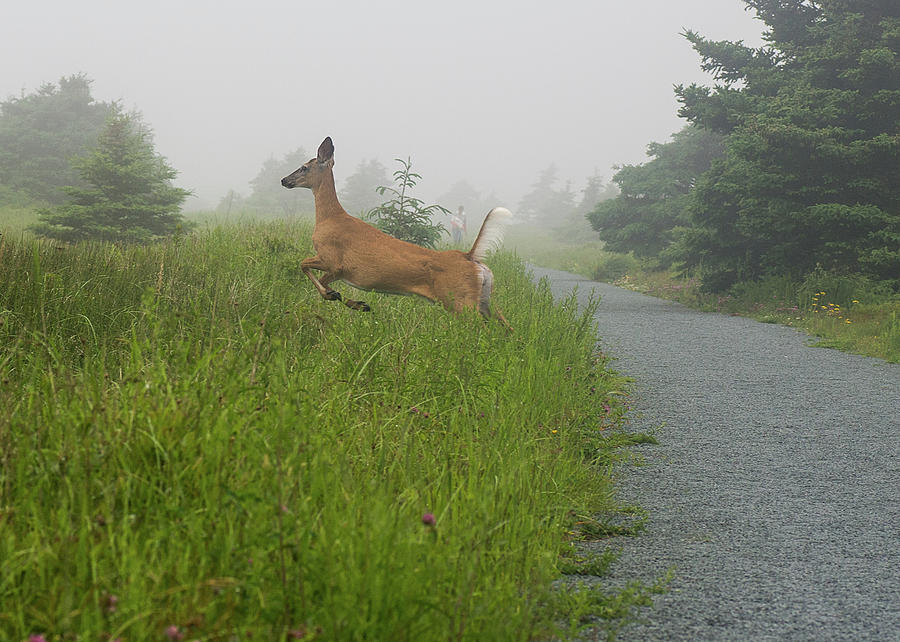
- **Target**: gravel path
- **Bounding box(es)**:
[531,266,900,641]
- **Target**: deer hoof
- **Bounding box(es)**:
[348,300,371,312]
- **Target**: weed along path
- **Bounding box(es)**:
[529,266,900,641]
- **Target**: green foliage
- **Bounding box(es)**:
[592,253,641,282]
[338,158,390,216]
[0,222,646,640]
[31,113,190,243]
[587,125,723,262]
[675,0,900,290]
[576,171,619,219]
[367,157,448,248]
[0,74,116,205]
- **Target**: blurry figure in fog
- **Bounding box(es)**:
[450,205,467,245]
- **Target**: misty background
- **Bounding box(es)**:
[1,0,765,210]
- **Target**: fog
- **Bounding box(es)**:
[2,0,764,210]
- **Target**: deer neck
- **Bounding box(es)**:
[312,171,347,223]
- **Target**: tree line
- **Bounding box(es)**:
[0,74,190,242]
[0,72,611,247]
[589,0,899,291]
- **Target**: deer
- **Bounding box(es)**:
[281,137,512,329]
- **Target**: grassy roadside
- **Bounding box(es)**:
[613,269,900,363]
[0,218,654,640]
[506,226,899,364]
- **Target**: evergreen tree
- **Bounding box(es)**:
[339,158,389,216]
[438,179,490,220]
[0,74,115,205]
[588,125,724,261]
[676,0,900,289]
[518,165,576,224]
[576,171,617,219]
[32,112,190,243]
[246,148,314,217]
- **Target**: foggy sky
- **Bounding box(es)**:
[2,0,764,210]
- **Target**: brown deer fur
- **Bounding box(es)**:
[281,137,511,328]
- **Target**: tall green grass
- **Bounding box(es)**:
[0,221,645,640]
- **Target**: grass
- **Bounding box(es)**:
[0,205,39,238]
[0,218,653,641]
[504,223,638,282]
[614,269,900,363]
[505,225,899,363]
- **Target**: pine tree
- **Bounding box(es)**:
[245,148,313,217]
[339,159,389,216]
[32,112,191,243]
[517,165,576,224]
[675,0,900,290]
[0,74,115,205]
[588,125,723,261]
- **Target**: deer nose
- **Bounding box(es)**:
[281,177,292,188]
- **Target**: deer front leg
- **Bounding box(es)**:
[301,256,371,312]
[301,256,342,301]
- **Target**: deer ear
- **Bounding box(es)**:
[317,137,334,164]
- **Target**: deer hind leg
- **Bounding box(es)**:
[476,263,513,332]
[322,274,371,311]
[301,256,371,312]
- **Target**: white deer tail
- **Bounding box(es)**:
[467,207,512,262]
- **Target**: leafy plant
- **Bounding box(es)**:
[367,157,447,248]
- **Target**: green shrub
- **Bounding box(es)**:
[592,253,640,282]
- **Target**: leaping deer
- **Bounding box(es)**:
[281,137,512,328]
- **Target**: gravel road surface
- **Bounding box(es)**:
[531,266,900,641]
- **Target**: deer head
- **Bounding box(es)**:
[281,137,335,190]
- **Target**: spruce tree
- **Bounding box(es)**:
[588,125,724,261]
[32,112,190,243]
[675,0,900,290]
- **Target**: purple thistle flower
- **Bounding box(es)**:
[104,593,119,614]
[29,635,47,642]
[422,512,436,527]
